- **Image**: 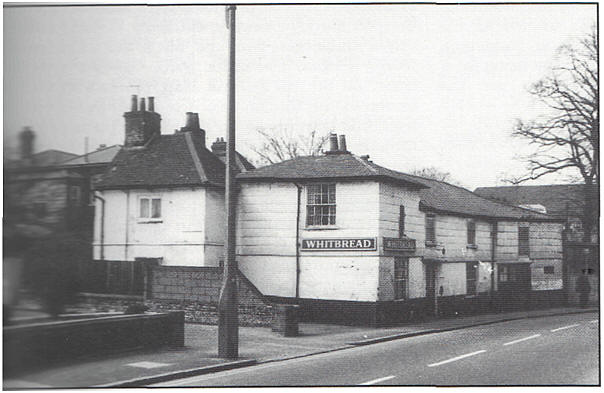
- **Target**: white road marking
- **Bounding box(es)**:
[359,375,396,385]
[550,324,580,332]
[427,350,486,367]
[590,320,598,323]
[503,334,541,346]
[126,361,172,369]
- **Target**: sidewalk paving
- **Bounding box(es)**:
[3,305,598,389]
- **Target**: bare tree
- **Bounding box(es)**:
[409,166,464,187]
[509,29,598,241]
[249,128,329,165]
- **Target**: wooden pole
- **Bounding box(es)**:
[218,4,238,359]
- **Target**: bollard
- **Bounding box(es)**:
[271,304,299,337]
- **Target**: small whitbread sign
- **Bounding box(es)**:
[301,238,377,251]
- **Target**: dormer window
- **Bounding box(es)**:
[306,184,336,227]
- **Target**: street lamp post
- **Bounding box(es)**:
[218,4,238,359]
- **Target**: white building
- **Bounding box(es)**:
[91,96,253,294]
[236,134,566,325]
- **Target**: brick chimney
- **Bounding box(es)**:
[19,126,35,161]
[177,112,206,147]
[124,95,161,148]
[211,137,226,157]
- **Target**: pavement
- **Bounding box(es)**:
[3,305,599,389]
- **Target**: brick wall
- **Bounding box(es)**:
[75,266,274,326]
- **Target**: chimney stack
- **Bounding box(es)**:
[19,126,35,161]
[328,133,339,153]
[211,137,227,157]
[124,96,161,148]
[148,97,155,112]
[338,135,347,152]
[131,95,138,111]
[177,112,206,147]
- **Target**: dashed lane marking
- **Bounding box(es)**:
[359,375,396,385]
[126,361,173,369]
[590,320,598,323]
[427,350,486,367]
[550,324,580,332]
[503,334,541,346]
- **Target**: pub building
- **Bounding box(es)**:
[236,134,566,326]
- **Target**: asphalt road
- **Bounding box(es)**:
[156,312,599,386]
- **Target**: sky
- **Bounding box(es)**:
[3,3,596,189]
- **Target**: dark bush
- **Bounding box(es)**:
[124,303,149,314]
[24,233,87,317]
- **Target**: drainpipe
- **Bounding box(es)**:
[93,193,105,261]
[490,220,498,309]
[294,183,303,300]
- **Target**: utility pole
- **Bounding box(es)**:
[218,4,238,359]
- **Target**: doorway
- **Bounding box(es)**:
[497,263,531,310]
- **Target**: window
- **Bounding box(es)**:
[425,214,436,244]
[467,220,476,246]
[306,184,336,226]
[498,265,509,282]
[139,197,161,220]
[466,262,478,296]
[544,266,555,274]
[394,257,408,300]
[399,206,406,237]
[518,227,530,256]
[69,186,81,205]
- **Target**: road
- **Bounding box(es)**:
[156,312,599,386]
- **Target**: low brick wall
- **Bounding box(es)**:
[4,311,184,376]
[74,266,274,327]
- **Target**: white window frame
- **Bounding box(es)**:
[138,195,162,222]
[305,183,337,229]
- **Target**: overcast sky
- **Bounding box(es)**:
[3,3,596,189]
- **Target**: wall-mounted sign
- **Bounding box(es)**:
[383,237,416,252]
[301,238,377,251]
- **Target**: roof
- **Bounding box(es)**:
[96,132,253,190]
[237,153,559,221]
[60,145,121,166]
[5,149,79,169]
[237,153,429,189]
[474,184,597,219]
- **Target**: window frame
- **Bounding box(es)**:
[69,185,81,205]
[425,213,436,246]
[467,219,476,247]
[393,257,409,300]
[138,196,163,222]
[518,226,530,257]
[466,262,478,296]
[305,183,337,228]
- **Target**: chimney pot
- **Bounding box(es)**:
[140,97,146,112]
[328,133,339,153]
[185,112,200,130]
[148,97,155,112]
[338,135,347,152]
[211,137,227,157]
[131,95,138,112]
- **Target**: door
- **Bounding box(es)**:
[425,262,437,315]
[498,263,531,310]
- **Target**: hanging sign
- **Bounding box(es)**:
[383,237,416,252]
[301,238,376,251]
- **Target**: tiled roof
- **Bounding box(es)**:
[474,184,596,219]
[96,132,252,190]
[237,153,428,188]
[6,149,79,169]
[60,145,121,166]
[237,153,559,221]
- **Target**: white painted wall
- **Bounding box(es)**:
[237,181,382,301]
[93,187,223,266]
